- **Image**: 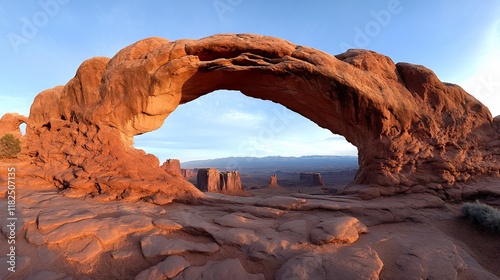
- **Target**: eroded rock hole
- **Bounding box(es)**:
[19,122,26,136]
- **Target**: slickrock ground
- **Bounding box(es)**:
[1,166,499,279]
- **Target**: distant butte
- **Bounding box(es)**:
[2,34,500,202]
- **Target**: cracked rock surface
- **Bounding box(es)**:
[1,176,499,279]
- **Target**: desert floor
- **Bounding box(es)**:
[1,163,499,279]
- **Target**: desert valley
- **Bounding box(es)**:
[1,33,500,279]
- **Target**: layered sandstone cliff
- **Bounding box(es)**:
[196,168,242,192]
[300,172,325,186]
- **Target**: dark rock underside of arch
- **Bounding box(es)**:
[5,34,500,202]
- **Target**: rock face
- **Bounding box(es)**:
[196,168,242,192]
[197,168,221,192]
[3,34,499,201]
[300,172,325,186]
[221,171,242,191]
[313,173,325,186]
[181,169,196,179]
[161,159,182,176]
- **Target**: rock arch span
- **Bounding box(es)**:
[0,113,28,146]
[13,34,500,202]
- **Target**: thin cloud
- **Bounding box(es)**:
[217,110,265,127]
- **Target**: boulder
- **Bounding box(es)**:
[276,246,383,280]
[309,216,368,245]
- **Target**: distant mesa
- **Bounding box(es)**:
[181,168,196,179]
[196,168,242,193]
[196,168,219,192]
[299,172,325,186]
[2,33,500,202]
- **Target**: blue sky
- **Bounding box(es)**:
[1,1,499,162]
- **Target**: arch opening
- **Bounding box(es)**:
[134,90,359,190]
[19,122,26,136]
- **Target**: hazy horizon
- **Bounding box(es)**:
[180,154,358,163]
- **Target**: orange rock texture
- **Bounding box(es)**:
[0,113,27,138]
[5,34,499,201]
[196,168,242,192]
[161,159,182,177]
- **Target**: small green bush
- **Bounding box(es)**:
[461,201,500,233]
[0,133,21,158]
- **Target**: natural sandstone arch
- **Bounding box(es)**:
[0,113,28,139]
[11,34,500,202]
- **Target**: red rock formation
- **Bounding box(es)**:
[220,171,242,191]
[161,159,182,177]
[181,169,196,179]
[300,172,325,186]
[0,113,28,158]
[312,173,325,186]
[269,175,279,188]
[197,168,221,192]
[3,34,498,201]
[196,168,242,192]
[0,113,27,138]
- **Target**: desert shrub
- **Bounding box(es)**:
[461,202,500,233]
[0,134,21,158]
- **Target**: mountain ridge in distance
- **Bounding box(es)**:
[180,155,358,172]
